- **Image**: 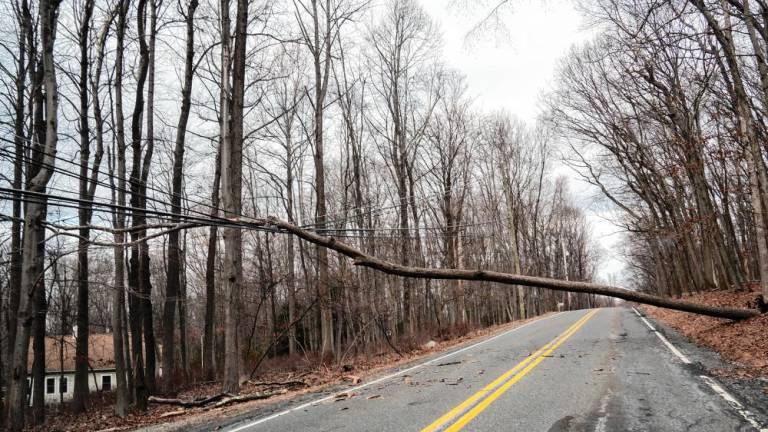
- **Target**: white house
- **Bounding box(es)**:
[27,333,117,405]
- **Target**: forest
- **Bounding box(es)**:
[0,0,766,430]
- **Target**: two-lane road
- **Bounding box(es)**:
[190,308,767,432]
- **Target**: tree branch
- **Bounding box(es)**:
[252,216,761,321]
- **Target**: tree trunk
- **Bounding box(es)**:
[73,0,95,413]
[31,224,46,423]
[736,0,768,302]
[178,232,189,377]
[111,0,130,416]
[5,0,59,426]
[220,0,247,393]
[311,0,334,361]
[141,0,159,394]
[284,112,297,356]
[5,1,29,407]
[128,0,151,409]
[203,149,221,381]
[163,0,198,393]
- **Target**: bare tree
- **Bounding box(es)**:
[219,0,248,394]
[72,0,97,414]
[5,0,60,427]
[366,0,439,334]
[163,0,199,393]
[110,0,130,415]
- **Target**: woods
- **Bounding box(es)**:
[547,0,768,305]
[0,0,765,429]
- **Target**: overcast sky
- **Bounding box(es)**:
[418,0,627,284]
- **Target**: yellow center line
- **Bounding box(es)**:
[420,310,599,432]
[443,309,599,432]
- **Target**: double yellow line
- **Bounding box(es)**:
[420,309,599,432]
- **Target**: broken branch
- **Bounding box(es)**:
[148,392,228,408]
[251,216,761,321]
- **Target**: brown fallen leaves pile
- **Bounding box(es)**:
[27,314,551,432]
[640,286,768,381]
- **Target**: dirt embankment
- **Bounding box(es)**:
[641,287,768,380]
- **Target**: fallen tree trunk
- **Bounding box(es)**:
[148,388,286,409]
[253,217,761,321]
[148,393,228,408]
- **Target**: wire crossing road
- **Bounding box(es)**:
[202,308,766,432]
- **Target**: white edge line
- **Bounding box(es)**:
[631,307,690,364]
[226,311,569,432]
[632,307,767,431]
[699,375,768,432]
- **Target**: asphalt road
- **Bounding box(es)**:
[197,307,768,432]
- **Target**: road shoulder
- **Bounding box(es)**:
[635,306,768,430]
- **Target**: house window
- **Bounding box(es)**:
[46,378,55,394]
[59,377,68,393]
[102,375,112,391]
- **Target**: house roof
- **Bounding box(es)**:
[28,333,116,373]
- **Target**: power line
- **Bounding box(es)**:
[0,134,282,223]
[1,139,470,236]
[1,192,506,244]
[316,218,505,233]
[0,188,281,234]
[0,145,227,222]
[1,135,500,238]
[0,143,285,232]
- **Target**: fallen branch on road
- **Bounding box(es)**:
[251,216,761,321]
[148,388,287,410]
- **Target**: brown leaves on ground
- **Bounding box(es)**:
[640,287,768,379]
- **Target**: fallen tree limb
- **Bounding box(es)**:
[246,380,307,388]
[159,409,186,418]
[148,393,228,408]
[148,388,287,410]
[212,389,287,409]
[252,216,761,321]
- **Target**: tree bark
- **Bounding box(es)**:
[734,0,768,303]
[203,149,221,381]
[111,0,130,415]
[163,0,198,393]
[5,0,59,427]
[5,0,30,403]
[178,232,189,377]
[31,221,46,423]
[220,0,247,394]
[140,0,159,394]
[72,0,95,414]
[688,0,768,304]
[310,0,334,361]
[128,0,151,409]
